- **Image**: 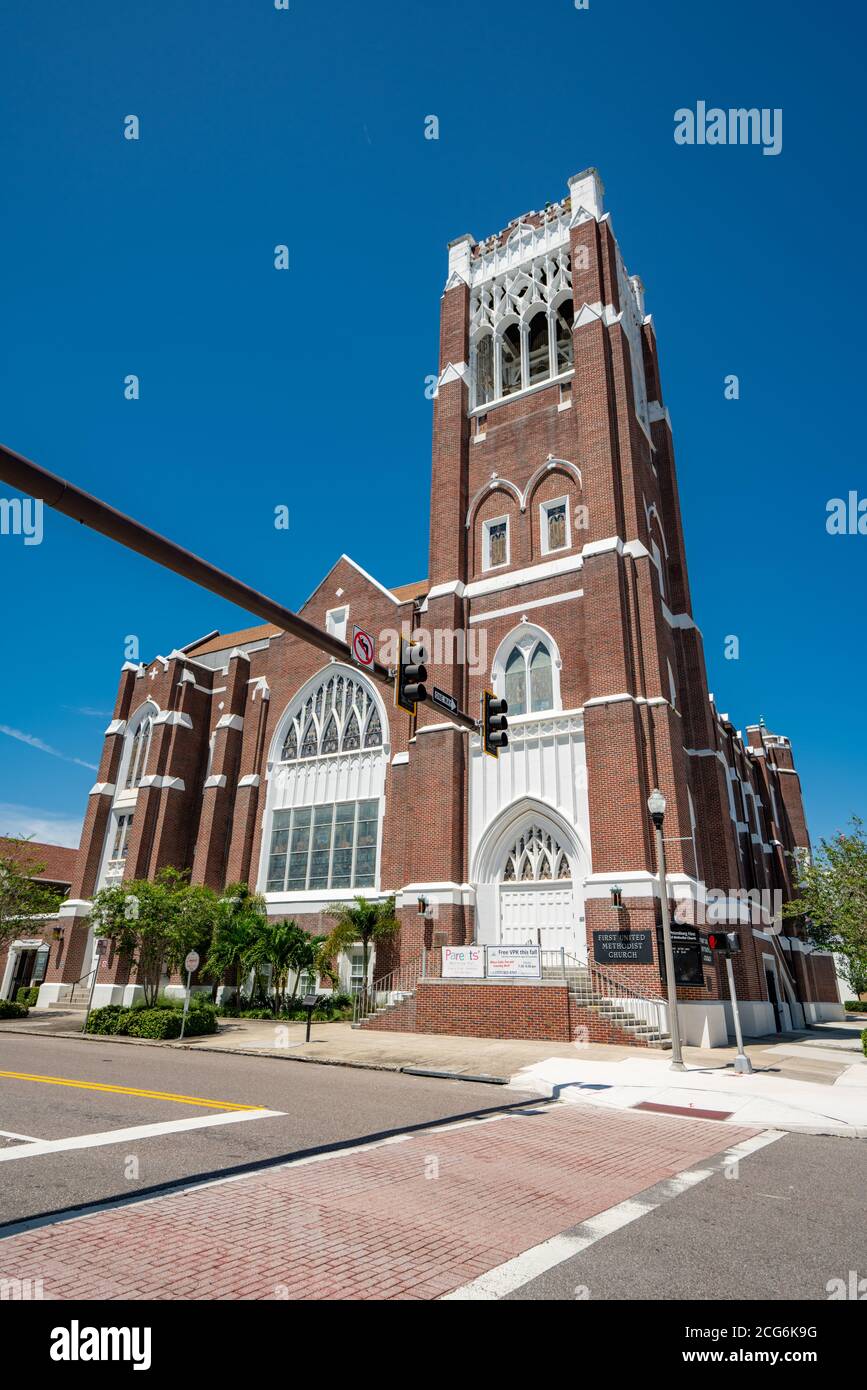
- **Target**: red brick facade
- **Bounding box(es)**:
[2,170,842,1038]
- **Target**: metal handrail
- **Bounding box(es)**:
[352,950,429,1025]
[539,948,668,1038]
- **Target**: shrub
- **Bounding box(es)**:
[16,986,40,1008]
[844,1000,867,1012]
[126,1008,183,1039]
[0,998,28,1019]
[85,1005,129,1034]
[862,1029,867,1059]
[182,1003,218,1036]
[85,1002,217,1039]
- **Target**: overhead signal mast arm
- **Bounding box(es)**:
[0,443,481,733]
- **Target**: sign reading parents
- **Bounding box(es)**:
[486,946,542,979]
[441,945,485,979]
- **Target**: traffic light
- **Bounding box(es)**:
[395,638,428,715]
[481,690,509,758]
[705,930,740,955]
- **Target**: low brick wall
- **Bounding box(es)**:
[412,979,572,1041]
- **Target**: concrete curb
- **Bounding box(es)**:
[0,1024,509,1084]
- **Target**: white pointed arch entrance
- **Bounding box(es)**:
[471,798,589,960]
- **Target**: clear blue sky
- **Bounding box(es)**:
[0,0,864,851]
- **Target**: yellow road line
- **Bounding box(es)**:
[0,1071,261,1111]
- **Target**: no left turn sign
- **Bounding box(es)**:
[351,625,375,670]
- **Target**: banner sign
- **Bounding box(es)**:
[485,945,542,979]
[441,945,485,979]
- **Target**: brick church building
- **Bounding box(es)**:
[11,169,842,1043]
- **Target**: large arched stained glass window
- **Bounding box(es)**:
[280,674,383,762]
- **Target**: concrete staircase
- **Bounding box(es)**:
[353,989,416,1031]
[48,984,92,1009]
[564,966,672,1049]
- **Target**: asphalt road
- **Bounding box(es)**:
[505,1130,867,1301]
[0,1032,535,1227]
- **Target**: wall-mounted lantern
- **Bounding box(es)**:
[610,885,623,910]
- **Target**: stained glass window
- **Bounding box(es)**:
[278,675,385,761]
[266,800,380,893]
[546,503,567,551]
[529,644,553,712]
[364,710,382,749]
[322,716,339,755]
[488,521,508,568]
[342,710,360,751]
[300,720,318,758]
[504,647,527,716]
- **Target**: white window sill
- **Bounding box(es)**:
[471,370,574,418]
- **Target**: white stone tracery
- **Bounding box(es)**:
[470,246,574,409]
[279,672,383,762]
[502,824,572,883]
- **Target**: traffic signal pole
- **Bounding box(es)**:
[0,443,483,732]
[724,953,754,1075]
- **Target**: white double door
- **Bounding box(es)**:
[498,882,585,959]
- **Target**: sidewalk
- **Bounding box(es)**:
[3,1010,865,1135]
[0,1101,759,1300]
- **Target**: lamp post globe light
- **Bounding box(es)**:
[647,788,686,1072]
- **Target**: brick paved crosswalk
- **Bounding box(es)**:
[0,1103,756,1300]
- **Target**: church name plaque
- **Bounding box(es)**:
[593,929,654,966]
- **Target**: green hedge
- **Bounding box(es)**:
[0,998,28,1019]
[862,1029,867,1058]
[844,1000,867,1012]
[86,1001,218,1039]
[16,986,40,1008]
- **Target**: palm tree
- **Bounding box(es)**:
[322,895,399,1009]
[205,882,267,1004]
[245,919,309,1015]
[287,931,321,1003]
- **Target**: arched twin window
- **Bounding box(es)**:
[123,707,155,791]
[504,642,554,717]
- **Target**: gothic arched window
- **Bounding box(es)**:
[266,669,387,898]
[500,323,522,396]
[475,333,494,406]
[468,247,574,407]
[555,298,574,374]
[527,311,550,385]
[123,706,156,791]
[529,643,553,712]
[500,638,557,717]
[504,648,527,716]
[277,672,385,763]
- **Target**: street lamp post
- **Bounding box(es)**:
[647,789,686,1072]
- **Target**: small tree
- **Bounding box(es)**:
[321,895,399,1008]
[245,919,313,1015]
[91,867,217,1005]
[783,817,867,997]
[205,882,267,1002]
[0,838,63,948]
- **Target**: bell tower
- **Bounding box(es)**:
[423,168,734,998]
